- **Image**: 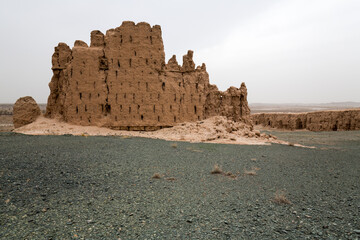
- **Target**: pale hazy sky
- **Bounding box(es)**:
[0,0,359,104]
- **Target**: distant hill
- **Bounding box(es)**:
[250,102,360,113]
[0,103,47,115]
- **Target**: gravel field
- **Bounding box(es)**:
[0,131,359,239]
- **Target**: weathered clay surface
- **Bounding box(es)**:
[45,21,250,130]
[13,96,41,128]
[252,109,360,131]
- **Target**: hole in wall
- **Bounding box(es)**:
[79,93,82,100]
[162,82,165,91]
[76,106,78,114]
[194,105,197,114]
[141,115,144,120]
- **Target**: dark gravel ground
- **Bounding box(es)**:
[0,131,359,239]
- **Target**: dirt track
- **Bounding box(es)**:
[0,131,359,239]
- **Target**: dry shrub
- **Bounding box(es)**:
[171,143,178,148]
[288,142,295,147]
[244,167,260,176]
[186,147,203,153]
[211,164,223,174]
[273,191,291,204]
[152,173,161,179]
[225,171,237,178]
[166,177,176,181]
[244,170,257,176]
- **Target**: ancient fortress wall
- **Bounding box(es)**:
[46,21,250,130]
[252,109,360,131]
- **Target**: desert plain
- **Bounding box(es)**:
[1,103,360,239]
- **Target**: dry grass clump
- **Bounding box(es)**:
[211,164,223,174]
[273,191,291,204]
[152,173,161,179]
[288,142,295,147]
[170,143,178,148]
[166,177,176,181]
[225,171,237,179]
[244,170,257,176]
[186,147,203,153]
[244,167,260,176]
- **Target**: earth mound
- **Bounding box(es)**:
[13,96,41,128]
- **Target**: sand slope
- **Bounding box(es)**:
[14,116,300,146]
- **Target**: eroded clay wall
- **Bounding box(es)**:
[252,109,360,131]
[46,21,250,130]
[205,83,251,123]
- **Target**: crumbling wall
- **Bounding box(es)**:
[46,21,250,130]
[205,83,251,123]
[252,110,360,131]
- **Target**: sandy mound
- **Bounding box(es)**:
[14,116,302,146]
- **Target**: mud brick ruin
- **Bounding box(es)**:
[46,21,250,130]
